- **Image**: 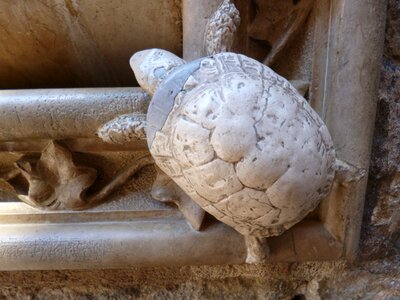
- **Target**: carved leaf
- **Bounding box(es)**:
[16,142,97,210]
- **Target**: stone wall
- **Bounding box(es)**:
[0,1,399,299]
[0,0,181,89]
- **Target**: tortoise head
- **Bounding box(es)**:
[130,49,185,95]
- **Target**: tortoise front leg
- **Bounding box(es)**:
[97,113,147,144]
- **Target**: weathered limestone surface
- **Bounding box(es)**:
[361,0,400,261]
[0,0,181,88]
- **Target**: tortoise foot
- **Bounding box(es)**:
[245,236,269,264]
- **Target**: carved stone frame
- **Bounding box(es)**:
[0,0,387,270]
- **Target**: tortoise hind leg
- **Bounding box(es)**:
[151,167,206,231]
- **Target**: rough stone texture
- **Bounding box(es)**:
[360,0,400,262]
[0,259,398,299]
[0,1,399,299]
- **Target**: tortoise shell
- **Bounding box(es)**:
[147,52,335,237]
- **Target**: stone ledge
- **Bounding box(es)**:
[0,202,343,270]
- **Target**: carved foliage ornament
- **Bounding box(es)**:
[16,142,97,210]
[2,142,153,210]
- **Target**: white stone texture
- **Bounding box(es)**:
[183,159,243,203]
[171,118,214,168]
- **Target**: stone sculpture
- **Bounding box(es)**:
[100,48,336,262]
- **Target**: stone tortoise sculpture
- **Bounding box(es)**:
[99,49,336,262]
